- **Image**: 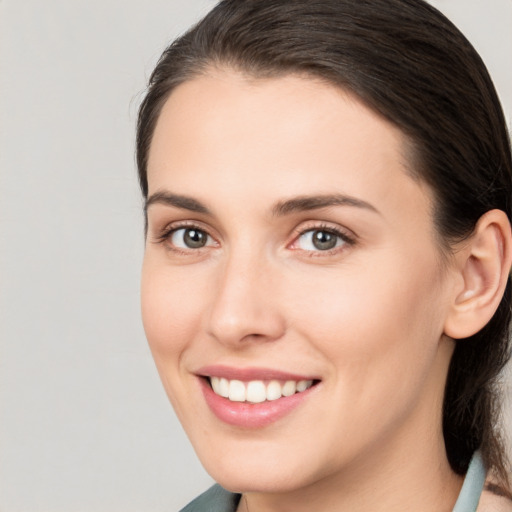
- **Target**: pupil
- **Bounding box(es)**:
[313,230,336,250]
[184,229,206,248]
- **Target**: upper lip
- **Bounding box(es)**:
[196,365,320,382]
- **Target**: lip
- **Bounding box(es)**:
[197,364,319,382]
[197,365,320,428]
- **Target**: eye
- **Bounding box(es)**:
[169,227,213,249]
[295,228,349,252]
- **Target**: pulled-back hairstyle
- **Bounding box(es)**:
[136,0,512,486]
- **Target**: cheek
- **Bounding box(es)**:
[287,252,447,403]
[140,258,212,426]
[141,258,202,360]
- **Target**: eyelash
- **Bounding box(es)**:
[290,223,356,256]
[153,221,216,255]
[153,222,356,256]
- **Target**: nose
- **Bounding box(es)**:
[205,251,286,347]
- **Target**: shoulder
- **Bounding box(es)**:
[179,484,241,512]
[476,483,512,512]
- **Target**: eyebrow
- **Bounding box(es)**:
[272,194,379,216]
[145,191,211,215]
[144,191,379,218]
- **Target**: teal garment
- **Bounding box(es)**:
[180,451,486,512]
[179,484,240,512]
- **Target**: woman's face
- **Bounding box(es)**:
[142,71,456,492]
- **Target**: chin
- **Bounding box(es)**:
[207,462,311,495]
[191,433,332,494]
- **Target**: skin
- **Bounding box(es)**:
[142,70,467,511]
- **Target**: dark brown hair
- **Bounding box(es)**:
[136,0,512,486]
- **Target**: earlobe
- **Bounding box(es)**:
[444,209,512,340]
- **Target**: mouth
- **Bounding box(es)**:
[197,366,321,428]
[208,376,316,403]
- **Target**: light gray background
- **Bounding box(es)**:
[0,1,510,510]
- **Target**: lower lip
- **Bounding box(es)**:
[200,378,317,428]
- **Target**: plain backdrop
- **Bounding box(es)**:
[0,1,511,510]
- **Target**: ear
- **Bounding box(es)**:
[444,209,512,340]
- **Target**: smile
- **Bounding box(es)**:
[209,376,315,403]
[198,367,320,428]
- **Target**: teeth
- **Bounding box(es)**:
[209,377,314,402]
[210,376,230,398]
[266,380,282,401]
[282,380,297,396]
[228,380,246,402]
[296,380,311,392]
[218,377,229,398]
[246,381,266,403]
[211,376,221,394]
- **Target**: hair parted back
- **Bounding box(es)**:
[136,0,512,486]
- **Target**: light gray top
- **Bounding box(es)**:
[180,451,486,512]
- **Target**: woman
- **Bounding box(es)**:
[136,1,512,510]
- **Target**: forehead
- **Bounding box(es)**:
[150,69,405,160]
[147,69,432,222]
